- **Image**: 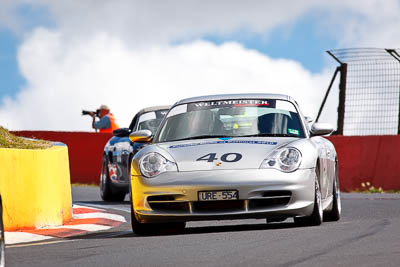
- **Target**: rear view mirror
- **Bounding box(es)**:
[218,107,246,116]
[113,128,131,137]
[129,130,153,143]
[310,123,334,136]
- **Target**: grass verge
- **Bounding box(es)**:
[351,182,400,193]
[72,183,98,187]
[0,126,52,149]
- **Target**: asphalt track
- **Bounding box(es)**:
[6,186,400,267]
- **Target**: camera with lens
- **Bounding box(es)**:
[82,109,100,117]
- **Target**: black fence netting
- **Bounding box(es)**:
[328,48,400,136]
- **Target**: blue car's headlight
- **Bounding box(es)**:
[139,152,178,178]
[260,147,302,172]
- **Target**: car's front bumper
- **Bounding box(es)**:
[131,168,315,223]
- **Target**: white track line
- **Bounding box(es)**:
[73,204,105,211]
[73,202,130,213]
[73,212,126,222]
[49,224,111,232]
[5,232,53,245]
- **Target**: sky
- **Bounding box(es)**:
[0,0,400,131]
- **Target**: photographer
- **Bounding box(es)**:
[89,105,119,133]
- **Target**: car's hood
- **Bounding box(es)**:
[156,137,299,171]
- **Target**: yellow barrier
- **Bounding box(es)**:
[0,145,72,231]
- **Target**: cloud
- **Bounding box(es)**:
[0,0,395,48]
[312,0,400,47]
[2,0,399,131]
[32,0,319,46]
[0,0,52,36]
[0,28,331,130]
[2,0,400,48]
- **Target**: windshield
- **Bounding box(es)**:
[155,99,305,142]
[136,110,168,133]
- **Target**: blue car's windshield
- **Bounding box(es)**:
[155,99,305,142]
[136,111,167,133]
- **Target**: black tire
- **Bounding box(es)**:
[130,198,185,235]
[294,165,323,226]
[324,165,341,222]
[100,155,126,202]
[0,197,5,267]
[127,153,133,201]
[130,202,153,235]
[164,222,186,234]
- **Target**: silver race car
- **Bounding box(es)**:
[100,106,170,201]
[129,94,341,234]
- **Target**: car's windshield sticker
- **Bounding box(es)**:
[288,129,300,135]
[169,140,278,149]
[188,99,275,111]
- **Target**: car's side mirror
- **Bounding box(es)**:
[310,123,334,136]
[129,130,153,143]
[113,128,131,137]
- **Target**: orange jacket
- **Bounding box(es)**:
[100,113,119,133]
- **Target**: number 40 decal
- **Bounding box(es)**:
[196,153,242,162]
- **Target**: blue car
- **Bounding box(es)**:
[100,105,171,201]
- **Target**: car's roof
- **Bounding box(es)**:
[175,93,294,105]
[138,105,171,114]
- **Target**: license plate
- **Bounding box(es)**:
[198,190,239,201]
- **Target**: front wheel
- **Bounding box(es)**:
[324,166,341,221]
[130,203,154,235]
[294,166,323,226]
[130,199,185,235]
[100,155,126,202]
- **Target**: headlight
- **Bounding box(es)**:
[139,152,178,178]
[260,147,302,172]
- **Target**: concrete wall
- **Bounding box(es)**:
[13,131,112,185]
[327,135,400,192]
[0,145,72,231]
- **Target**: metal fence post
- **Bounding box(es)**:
[316,67,340,123]
[337,63,347,135]
[385,49,400,134]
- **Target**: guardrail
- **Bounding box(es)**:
[11,131,400,192]
[0,145,72,231]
